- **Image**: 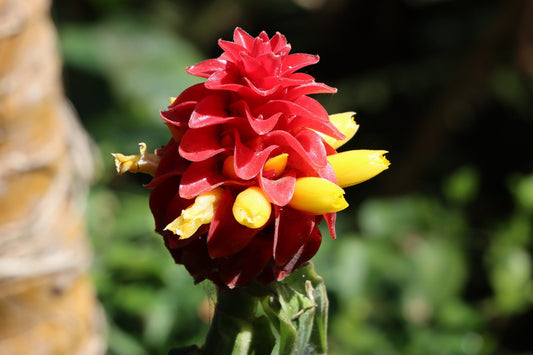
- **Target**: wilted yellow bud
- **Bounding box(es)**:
[288,177,349,214]
[327,150,390,188]
[318,112,359,149]
[232,187,272,229]
[263,153,288,177]
[165,188,224,239]
[112,142,161,176]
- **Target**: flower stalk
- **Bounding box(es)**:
[168,263,328,355]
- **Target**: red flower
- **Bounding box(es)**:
[129,28,388,288]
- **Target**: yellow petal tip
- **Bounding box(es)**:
[328,149,390,188]
[232,187,272,229]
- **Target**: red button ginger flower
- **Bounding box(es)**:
[113,28,389,289]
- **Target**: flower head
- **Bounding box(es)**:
[115,28,389,288]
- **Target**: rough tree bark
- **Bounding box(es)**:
[0,0,106,354]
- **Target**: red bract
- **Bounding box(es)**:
[148,27,344,288]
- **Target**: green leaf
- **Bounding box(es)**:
[251,316,276,355]
[261,294,298,355]
[261,263,329,355]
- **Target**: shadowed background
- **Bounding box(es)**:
[50,0,533,354]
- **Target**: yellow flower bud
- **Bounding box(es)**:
[112,142,161,176]
[263,153,288,177]
[327,150,390,188]
[165,187,224,239]
[318,112,359,149]
[288,177,349,214]
[232,187,272,229]
[222,155,239,180]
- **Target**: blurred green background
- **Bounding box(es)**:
[51,0,533,354]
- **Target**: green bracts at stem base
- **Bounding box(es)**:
[168,262,329,355]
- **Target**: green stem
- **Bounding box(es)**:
[202,288,260,355]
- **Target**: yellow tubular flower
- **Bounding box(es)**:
[112,142,161,176]
[318,112,359,149]
[232,187,272,229]
[327,150,390,188]
[165,187,224,239]
[263,153,288,177]
[288,177,349,215]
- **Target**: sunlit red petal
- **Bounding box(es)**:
[160,101,196,128]
[242,76,281,96]
[259,170,296,206]
[262,131,320,172]
[268,32,290,55]
[284,81,337,100]
[294,129,327,168]
[186,59,227,78]
[233,27,255,49]
[179,159,225,199]
[218,39,247,63]
[169,83,212,107]
[179,125,227,161]
[234,133,278,180]
[281,53,319,76]
[242,52,282,78]
[189,94,237,128]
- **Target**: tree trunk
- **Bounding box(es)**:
[0,0,106,354]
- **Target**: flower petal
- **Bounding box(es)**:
[149,175,182,234]
[323,212,337,239]
[288,177,348,214]
[276,224,322,280]
[145,139,188,189]
[161,101,196,128]
[218,234,274,288]
[234,133,278,180]
[273,207,315,266]
[179,159,225,199]
[259,170,296,206]
[233,27,255,49]
[294,129,327,168]
[207,189,258,258]
[169,83,211,107]
[178,236,218,283]
[165,188,224,239]
[235,100,281,135]
[232,187,272,229]
[189,94,237,128]
[262,130,321,173]
[186,59,227,78]
[179,125,227,161]
[281,53,319,76]
[328,150,390,187]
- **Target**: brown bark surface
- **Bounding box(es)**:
[0,0,106,353]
